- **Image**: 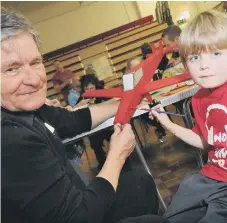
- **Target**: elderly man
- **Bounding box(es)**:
[1,8,169,223]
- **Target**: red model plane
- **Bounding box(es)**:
[82,40,191,125]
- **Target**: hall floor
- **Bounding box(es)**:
[80,104,203,207]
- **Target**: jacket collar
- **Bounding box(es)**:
[1,106,36,126]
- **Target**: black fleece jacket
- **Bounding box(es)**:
[1,105,115,223]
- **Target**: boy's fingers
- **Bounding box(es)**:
[152,104,163,110]
[151,109,159,115]
[150,109,161,119]
[150,104,165,113]
[148,111,154,119]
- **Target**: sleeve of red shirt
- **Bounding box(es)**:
[191,96,203,136]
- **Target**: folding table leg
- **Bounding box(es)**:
[84,147,93,173]
[131,120,167,211]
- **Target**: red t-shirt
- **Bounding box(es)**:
[192,82,227,182]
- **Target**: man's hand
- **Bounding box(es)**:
[80,99,92,106]
[107,124,136,162]
[45,98,62,108]
[65,105,73,111]
[73,99,91,109]
[97,123,136,191]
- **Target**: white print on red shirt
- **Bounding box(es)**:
[205,104,227,171]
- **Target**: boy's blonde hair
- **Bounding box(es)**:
[179,9,227,65]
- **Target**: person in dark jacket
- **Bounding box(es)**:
[1,7,169,223]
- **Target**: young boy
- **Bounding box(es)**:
[150,10,227,223]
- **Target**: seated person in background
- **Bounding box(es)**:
[125,56,142,71]
[223,1,227,12]
[125,57,166,142]
[1,8,169,223]
[162,53,185,79]
[45,97,63,108]
[119,41,169,82]
[45,97,89,111]
[80,74,132,170]
[150,10,227,223]
[65,98,91,111]
[85,64,98,76]
[141,42,169,75]
[161,25,185,78]
[52,60,81,106]
[161,25,193,115]
[161,25,181,48]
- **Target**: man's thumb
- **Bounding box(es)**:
[114,123,122,135]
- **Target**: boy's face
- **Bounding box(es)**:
[186,49,227,89]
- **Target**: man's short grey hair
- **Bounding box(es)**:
[162,25,182,42]
[1,7,40,50]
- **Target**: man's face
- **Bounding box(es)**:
[53,61,63,71]
[130,59,141,69]
[162,35,174,47]
[186,49,227,89]
[84,83,96,91]
[1,32,47,111]
[162,35,175,47]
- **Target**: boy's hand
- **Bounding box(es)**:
[149,104,172,128]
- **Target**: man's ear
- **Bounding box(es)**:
[175,36,180,43]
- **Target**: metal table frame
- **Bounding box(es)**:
[130,119,167,211]
[63,84,203,212]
